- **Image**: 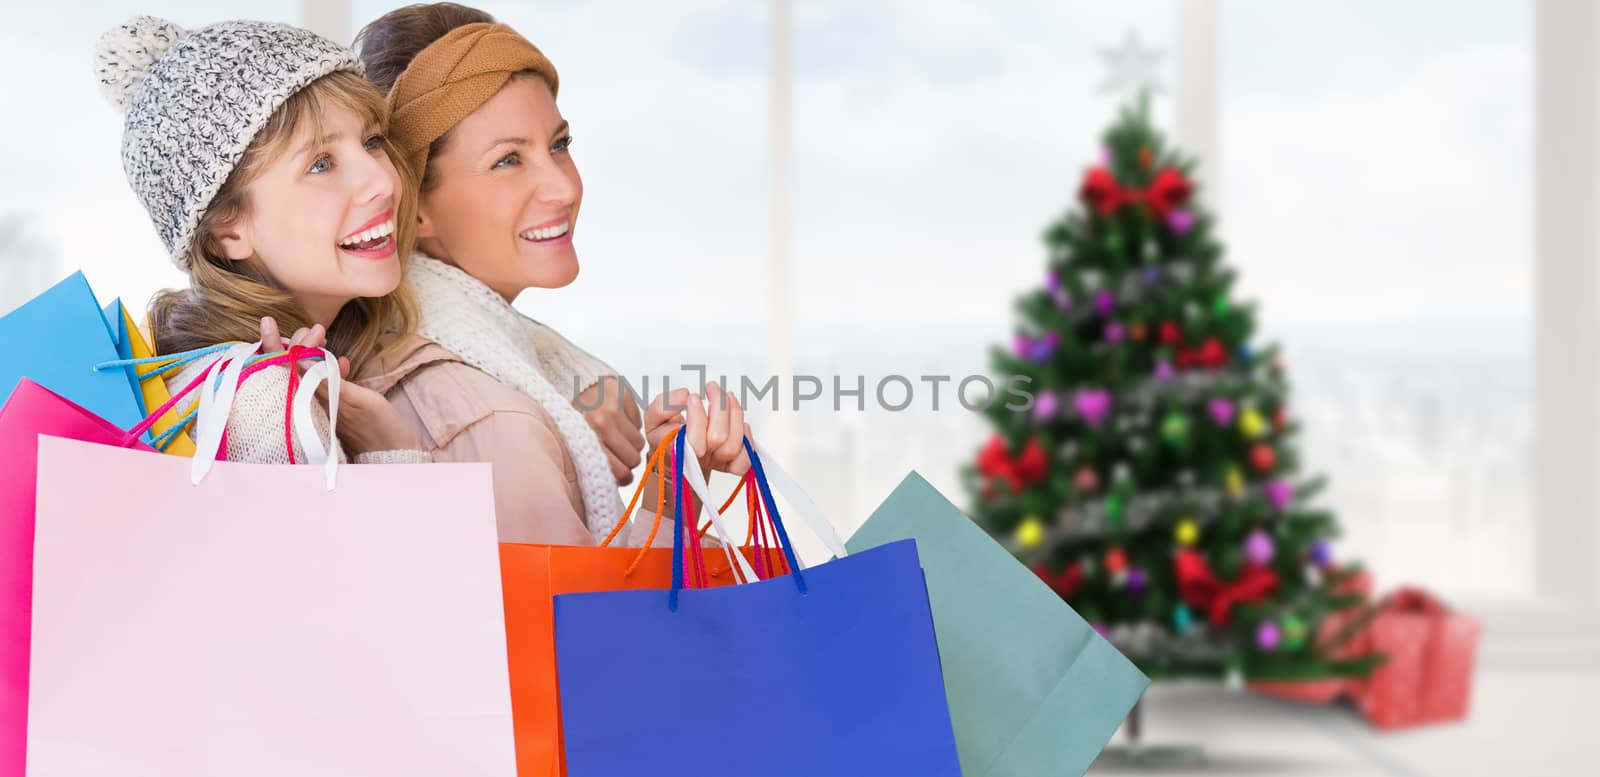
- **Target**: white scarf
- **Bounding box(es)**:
[407,253,624,540]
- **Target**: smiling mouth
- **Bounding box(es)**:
[338,217,396,254]
[519,219,571,242]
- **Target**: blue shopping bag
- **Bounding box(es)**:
[0,273,144,431]
[553,432,961,777]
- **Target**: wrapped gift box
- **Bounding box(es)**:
[1355,587,1480,729]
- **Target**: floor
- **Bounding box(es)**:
[1087,668,1596,776]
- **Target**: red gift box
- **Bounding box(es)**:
[1248,577,1479,730]
[1354,587,1480,730]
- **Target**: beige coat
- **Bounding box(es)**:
[360,334,671,547]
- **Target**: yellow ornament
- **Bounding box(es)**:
[1175,518,1200,546]
[1239,408,1266,439]
[1226,468,1245,498]
[1016,515,1046,549]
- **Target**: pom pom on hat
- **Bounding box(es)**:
[94,16,186,112]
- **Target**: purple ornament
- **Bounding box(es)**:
[1099,146,1112,166]
[1013,335,1032,359]
[1046,270,1061,291]
[1264,480,1294,511]
[1167,209,1195,234]
[1310,539,1333,566]
[1075,389,1112,426]
[1154,361,1175,381]
[1126,567,1147,595]
[1033,390,1060,421]
[1244,529,1275,565]
[1256,621,1281,650]
[1052,288,1072,310]
[1105,322,1126,343]
[1207,398,1236,427]
[1095,291,1116,316]
[1142,266,1162,285]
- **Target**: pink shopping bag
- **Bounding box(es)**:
[0,379,153,776]
[26,437,515,776]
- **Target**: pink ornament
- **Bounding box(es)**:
[1033,390,1060,421]
[1245,529,1275,565]
[1052,289,1072,310]
[1095,291,1116,316]
[1168,209,1195,234]
[1264,480,1294,511]
[1208,398,1236,427]
[1046,270,1061,291]
[1105,322,1125,343]
[1013,335,1032,359]
[1256,621,1281,650]
[1075,389,1112,426]
[1154,361,1175,381]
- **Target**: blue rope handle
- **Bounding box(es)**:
[93,341,235,379]
[669,432,808,612]
[744,437,807,595]
[669,430,687,612]
[150,408,197,451]
[107,343,331,450]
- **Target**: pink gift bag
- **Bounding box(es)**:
[25,437,515,776]
[0,379,153,776]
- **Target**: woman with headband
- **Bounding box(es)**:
[354,4,753,545]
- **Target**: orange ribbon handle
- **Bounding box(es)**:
[600,428,682,577]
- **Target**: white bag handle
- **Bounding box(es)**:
[190,341,261,485]
[190,343,343,490]
[291,349,341,491]
[675,434,847,583]
[748,438,848,561]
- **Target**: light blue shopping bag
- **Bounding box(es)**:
[0,272,144,431]
[848,472,1149,777]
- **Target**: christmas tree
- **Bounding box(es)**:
[965,96,1375,682]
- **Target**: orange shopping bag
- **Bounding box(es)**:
[499,429,791,776]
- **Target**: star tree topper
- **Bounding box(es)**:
[1097,29,1164,97]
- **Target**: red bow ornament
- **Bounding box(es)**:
[1079,166,1193,218]
[1176,337,1228,370]
[977,435,1050,494]
[1033,561,1085,599]
[1173,548,1279,626]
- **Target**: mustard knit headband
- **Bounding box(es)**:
[385,22,559,178]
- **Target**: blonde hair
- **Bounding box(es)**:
[149,70,419,373]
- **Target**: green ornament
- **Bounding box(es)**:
[1105,494,1125,525]
[1281,614,1308,650]
[1212,296,1231,318]
[1161,411,1190,444]
[1104,230,1122,255]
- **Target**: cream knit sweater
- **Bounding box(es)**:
[167,354,428,466]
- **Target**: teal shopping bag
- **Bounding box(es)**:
[847,472,1149,777]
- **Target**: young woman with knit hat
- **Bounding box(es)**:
[351,4,754,546]
[94,15,432,465]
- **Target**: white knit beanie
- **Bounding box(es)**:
[93,17,362,266]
